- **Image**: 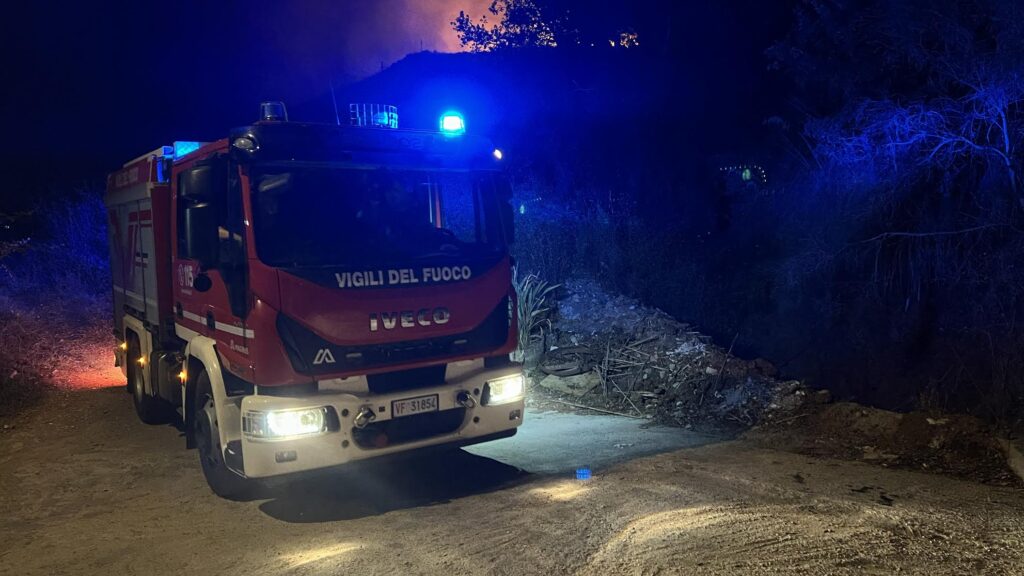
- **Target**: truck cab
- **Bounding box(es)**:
[106,103,524,498]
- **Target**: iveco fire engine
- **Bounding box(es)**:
[105,102,523,498]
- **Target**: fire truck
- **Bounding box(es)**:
[105,102,524,498]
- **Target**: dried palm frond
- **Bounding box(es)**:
[511,267,560,360]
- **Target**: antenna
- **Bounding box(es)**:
[329,79,340,125]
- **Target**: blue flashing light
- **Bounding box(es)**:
[156,157,167,182]
[575,467,592,481]
[173,141,203,159]
[493,148,503,160]
[439,111,466,136]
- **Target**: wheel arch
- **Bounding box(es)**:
[181,336,234,452]
[122,315,153,395]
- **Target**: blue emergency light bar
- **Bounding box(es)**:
[173,141,204,159]
[439,111,466,136]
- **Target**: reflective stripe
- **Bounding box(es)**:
[179,309,254,338]
[181,309,203,323]
[112,284,157,306]
[216,322,254,338]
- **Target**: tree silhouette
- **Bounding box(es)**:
[451,0,560,51]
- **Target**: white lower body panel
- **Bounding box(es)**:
[235,364,524,478]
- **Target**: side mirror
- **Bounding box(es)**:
[499,201,515,244]
[494,178,513,201]
[492,178,514,244]
[183,204,218,269]
[180,164,217,201]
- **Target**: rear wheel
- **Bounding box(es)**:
[194,369,256,500]
[127,336,169,424]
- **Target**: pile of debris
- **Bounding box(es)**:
[531,280,812,429]
[746,402,1024,487]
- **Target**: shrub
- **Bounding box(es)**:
[511,268,559,361]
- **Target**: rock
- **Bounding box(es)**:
[811,389,832,405]
[537,371,602,397]
[998,438,1024,485]
[862,446,899,461]
[705,366,719,376]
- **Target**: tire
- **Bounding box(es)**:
[127,336,169,425]
[193,369,257,500]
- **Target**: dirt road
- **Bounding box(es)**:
[2,382,1023,576]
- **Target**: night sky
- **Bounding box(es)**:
[1,0,786,205]
[2,0,492,200]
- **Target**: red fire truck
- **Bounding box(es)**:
[105,102,524,498]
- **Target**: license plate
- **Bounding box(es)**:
[392,394,439,418]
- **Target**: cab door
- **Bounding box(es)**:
[173,156,253,380]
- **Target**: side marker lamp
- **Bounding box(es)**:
[482,373,525,405]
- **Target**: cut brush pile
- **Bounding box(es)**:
[530,280,810,430]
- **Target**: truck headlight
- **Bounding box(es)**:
[482,373,525,406]
[243,407,334,440]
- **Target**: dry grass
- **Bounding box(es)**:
[0,299,113,418]
[0,191,113,418]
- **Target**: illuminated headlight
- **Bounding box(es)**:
[243,407,333,440]
[482,374,525,405]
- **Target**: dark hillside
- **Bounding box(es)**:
[327,27,1024,425]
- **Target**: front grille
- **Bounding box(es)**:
[352,407,466,449]
[367,365,446,394]
[277,296,510,376]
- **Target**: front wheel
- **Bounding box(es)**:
[193,369,257,500]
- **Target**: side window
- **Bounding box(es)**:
[175,158,240,264]
[175,158,248,317]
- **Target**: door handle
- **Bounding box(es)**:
[206,311,215,330]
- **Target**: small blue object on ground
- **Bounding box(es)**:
[575,467,592,480]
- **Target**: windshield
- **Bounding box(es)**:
[250,166,506,267]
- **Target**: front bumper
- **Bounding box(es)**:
[231,360,524,478]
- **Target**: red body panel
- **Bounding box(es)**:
[105,151,175,339]
[276,261,510,346]
[161,141,515,388]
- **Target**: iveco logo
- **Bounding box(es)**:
[312,348,336,365]
[369,308,451,332]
